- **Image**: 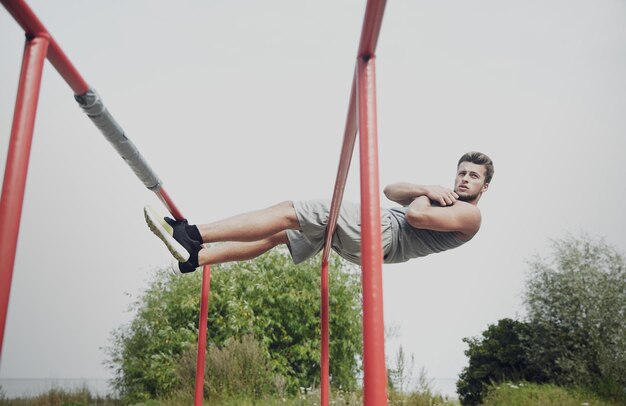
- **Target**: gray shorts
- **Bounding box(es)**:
[286,199,393,265]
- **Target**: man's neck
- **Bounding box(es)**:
[468,194,482,206]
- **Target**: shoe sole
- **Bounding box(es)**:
[144,205,190,262]
[169,259,200,276]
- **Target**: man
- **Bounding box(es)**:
[144,151,493,273]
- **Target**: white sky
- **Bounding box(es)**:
[1,0,625,397]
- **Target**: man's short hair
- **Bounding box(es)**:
[458,151,494,184]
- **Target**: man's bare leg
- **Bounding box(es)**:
[197,231,289,265]
[197,201,299,243]
[144,200,299,273]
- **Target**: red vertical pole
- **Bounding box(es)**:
[194,264,211,406]
[0,34,50,356]
[320,259,330,404]
[154,187,209,405]
[356,56,388,406]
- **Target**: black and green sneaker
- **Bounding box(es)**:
[144,205,202,263]
[170,258,201,275]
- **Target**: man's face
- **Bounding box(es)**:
[454,161,489,202]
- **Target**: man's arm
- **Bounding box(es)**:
[405,196,481,240]
[384,182,459,207]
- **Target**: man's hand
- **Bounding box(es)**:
[424,185,458,207]
[383,183,458,206]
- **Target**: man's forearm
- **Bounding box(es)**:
[383,183,430,204]
[384,182,459,207]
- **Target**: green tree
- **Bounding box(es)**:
[457,234,626,405]
[524,234,626,391]
[106,249,362,402]
[457,318,542,405]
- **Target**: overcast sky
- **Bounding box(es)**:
[1,0,625,398]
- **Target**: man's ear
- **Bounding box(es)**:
[481,182,490,193]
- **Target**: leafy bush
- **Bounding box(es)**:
[175,334,279,399]
[458,235,626,405]
[457,318,543,405]
[106,249,362,402]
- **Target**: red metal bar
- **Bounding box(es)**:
[194,264,211,406]
[357,56,387,406]
[1,3,210,402]
[154,187,185,221]
[358,0,387,58]
[153,188,208,405]
[321,78,359,263]
[0,34,50,356]
[319,77,358,405]
[319,260,330,404]
[1,0,90,94]
[319,2,387,403]
[152,187,208,404]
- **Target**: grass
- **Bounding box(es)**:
[6,383,625,406]
[151,388,460,405]
[482,382,624,406]
[0,387,458,406]
[0,386,120,406]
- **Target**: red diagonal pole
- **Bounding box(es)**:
[0,33,50,357]
[320,77,358,405]
[1,0,89,94]
[320,1,386,404]
[1,4,211,402]
[357,55,387,406]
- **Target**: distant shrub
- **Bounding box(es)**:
[457,318,543,405]
[176,334,281,399]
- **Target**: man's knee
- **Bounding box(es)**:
[274,200,294,210]
[269,230,290,246]
[274,201,298,229]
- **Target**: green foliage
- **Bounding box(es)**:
[175,334,279,399]
[482,382,621,406]
[209,250,362,391]
[524,234,626,389]
[106,249,362,402]
[457,318,542,405]
[107,268,200,402]
[457,234,626,405]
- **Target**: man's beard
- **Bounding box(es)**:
[457,192,479,202]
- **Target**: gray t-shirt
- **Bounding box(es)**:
[383,206,467,264]
[286,200,467,265]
